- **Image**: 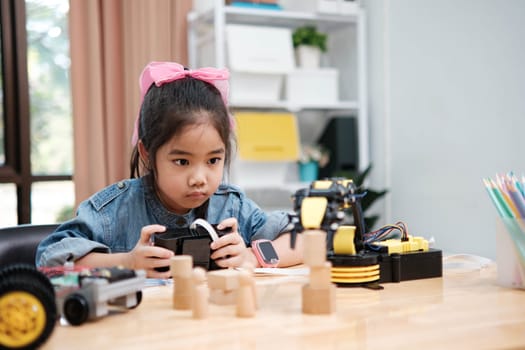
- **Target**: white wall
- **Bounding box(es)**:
[367,0,525,259]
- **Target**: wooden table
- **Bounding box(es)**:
[42,263,525,350]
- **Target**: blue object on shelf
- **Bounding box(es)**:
[299,161,319,182]
[230,2,283,10]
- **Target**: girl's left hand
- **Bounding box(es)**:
[209,218,247,268]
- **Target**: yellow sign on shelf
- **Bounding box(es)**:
[234,112,299,161]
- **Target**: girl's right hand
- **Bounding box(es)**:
[127,224,174,278]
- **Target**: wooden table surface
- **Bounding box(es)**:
[42,263,525,350]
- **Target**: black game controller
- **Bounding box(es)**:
[152,219,232,272]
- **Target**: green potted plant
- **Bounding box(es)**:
[292,26,327,69]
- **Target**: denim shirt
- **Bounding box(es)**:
[36,177,291,267]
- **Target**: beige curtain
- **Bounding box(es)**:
[69,0,192,207]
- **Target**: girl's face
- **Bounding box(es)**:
[152,122,225,214]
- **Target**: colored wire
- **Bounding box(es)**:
[363,221,409,244]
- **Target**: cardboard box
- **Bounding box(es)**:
[226,24,295,104]
[286,68,339,106]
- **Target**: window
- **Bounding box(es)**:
[0,0,73,226]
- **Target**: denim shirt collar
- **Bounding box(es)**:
[142,176,196,228]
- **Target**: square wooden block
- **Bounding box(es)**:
[302,283,336,315]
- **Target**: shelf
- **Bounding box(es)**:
[230,100,358,112]
[187,1,369,177]
[188,6,358,31]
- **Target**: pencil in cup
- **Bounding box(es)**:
[506,181,525,218]
[483,178,513,218]
[497,217,525,289]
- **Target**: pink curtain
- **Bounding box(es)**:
[69,0,191,206]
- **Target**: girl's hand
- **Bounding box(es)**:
[127,224,174,278]
[209,218,248,268]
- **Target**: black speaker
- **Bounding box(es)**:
[317,116,359,179]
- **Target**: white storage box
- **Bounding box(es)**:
[279,0,357,14]
[192,0,214,13]
[226,24,295,104]
[286,68,339,106]
[279,0,338,13]
[230,72,284,103]
[278,0,318,12]
[317,0,338,13]
[340,0,358,14]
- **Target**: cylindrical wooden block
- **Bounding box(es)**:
[192,267,209,319]
[303,230,327,267]
[170,255,193,278]
[173,276,193,310]
[171,255,194,310]
[236,270,256,318]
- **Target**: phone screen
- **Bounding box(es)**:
[258,241,279,261]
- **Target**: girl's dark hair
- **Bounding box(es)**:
[129,77,235,214]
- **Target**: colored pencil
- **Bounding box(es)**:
[483,178,511,218]
[507,180,525,218]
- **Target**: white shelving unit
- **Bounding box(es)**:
[187,0,368,203]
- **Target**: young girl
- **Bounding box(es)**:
[36,61,303,278]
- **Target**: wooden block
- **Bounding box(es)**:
[301,283,336,315]
[236,269,256,318]
[207,269,240,291]
[209,289,237,305]
[170,255,193,278]
[238,264,258,309]
[309,261,332,289]
[303,230,327,267]
[192,267,209,319]
[173,276,193,310]
[171,255,194,310]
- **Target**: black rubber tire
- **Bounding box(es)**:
[0,264,55,301]
[63,293,89,326]
[0,268,57,350]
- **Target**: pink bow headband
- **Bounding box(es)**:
[131,61,230,146]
